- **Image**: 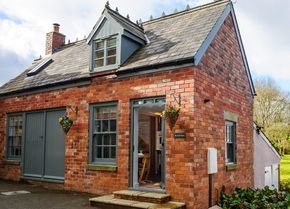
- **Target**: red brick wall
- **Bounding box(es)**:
[0,68,196,194]
[0,14,253,209]
[190,14,254,208]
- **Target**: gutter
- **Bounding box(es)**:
[116,57,195,76]
[0,77,92,99]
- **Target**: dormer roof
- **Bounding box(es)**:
[87,6,146,44]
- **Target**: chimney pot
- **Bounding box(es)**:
[53,23,60,33]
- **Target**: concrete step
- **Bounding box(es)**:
[113,190,171,204]
[90,195,186,209]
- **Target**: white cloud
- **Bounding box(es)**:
[237,12,290,79]
[234,0,290,90]
[0,0,210,61]
[0,19,42,58]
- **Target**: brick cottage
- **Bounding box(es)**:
[0,0,255,208]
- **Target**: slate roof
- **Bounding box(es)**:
[0,41,90,95]
[107,8,146,42]
[0,0,230,96]
[120,0,228,71]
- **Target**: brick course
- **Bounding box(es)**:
[0,14,253,209]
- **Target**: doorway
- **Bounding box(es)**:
[23,109,65,181]
[131,97,166,191]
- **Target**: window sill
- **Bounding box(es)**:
[226,163,238,171]
[4,159,21,165]
[86,164,117,172]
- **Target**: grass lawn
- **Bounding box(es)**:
[281,155,290,183]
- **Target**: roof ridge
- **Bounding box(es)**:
[106,6,144,32]
[143,0,230,25]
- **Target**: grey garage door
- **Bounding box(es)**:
[23,109,65,181]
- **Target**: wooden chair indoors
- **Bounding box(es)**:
[138,154,151,183]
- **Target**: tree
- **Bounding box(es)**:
[254,77,290,155]
[267,123,290,155]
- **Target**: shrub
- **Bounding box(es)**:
[218,187,290,209]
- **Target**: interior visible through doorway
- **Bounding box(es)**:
[138,105,163,189]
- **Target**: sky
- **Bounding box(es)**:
[0,0,289,92]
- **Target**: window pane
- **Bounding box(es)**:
[9,127,15,136]
[95,59,104,67]
[95,50,104,58]
[95,106,117,119]
[107,56,116,65]
[94,120,101,132]
[15,147,21,156]
[8,137,13,146]
[104,134,110,145]
[13,137,20,146]
[111,147,116,158]
[110,120,116,132]
[111,134,116,145]
[96,147,102,158]
[144,99,154,104]
[8,147,14,157]
[107,38,116,47]
[227,144,234,162]
[107,48,116,57]
[95,41,104,50]
[95,135,102,145]
[226,126,231,142]
[155,98,166,103]
[104,147,110,158]
[109,107,117,119]
[102,120,109,132]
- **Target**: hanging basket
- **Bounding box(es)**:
[161,105,180,130]
[58,116,73,134]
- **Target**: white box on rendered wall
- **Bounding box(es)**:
[208,148,218,174]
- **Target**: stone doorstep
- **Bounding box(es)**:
[113,190,171,204]
[89,195,186,209]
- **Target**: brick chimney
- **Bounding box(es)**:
[45,23,65,55]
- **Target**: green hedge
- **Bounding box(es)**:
[218,187,290,209]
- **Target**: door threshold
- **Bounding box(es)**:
[21,176,64,184]
[128,186,166,194]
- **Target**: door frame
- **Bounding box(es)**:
[129,97,166,192]
[21,108,66,183]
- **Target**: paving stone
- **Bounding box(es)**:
[90,193,185,209]
[1,190,31,196]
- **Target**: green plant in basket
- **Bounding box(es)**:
[58,116,73,134]
[161,105,180,130]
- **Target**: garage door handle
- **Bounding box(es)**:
[40,136,44,139]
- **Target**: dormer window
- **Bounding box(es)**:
[94,37,117,69]
[87,5,146,72]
